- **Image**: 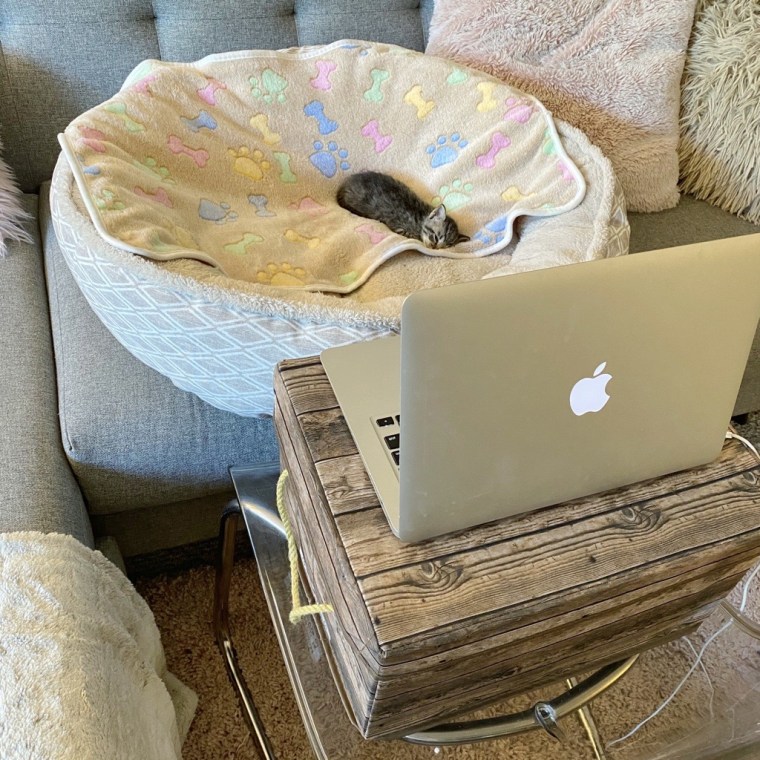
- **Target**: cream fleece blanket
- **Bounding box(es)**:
[0,532,197,760]
[59,40,586,293]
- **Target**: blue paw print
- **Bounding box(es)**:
[474,215,509,245]
[310,141,349,178]
[426,133,468,168]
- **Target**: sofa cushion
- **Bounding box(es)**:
[40,183,279,516]
[0,195,93,545]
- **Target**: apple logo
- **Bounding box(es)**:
[569,362,612,416]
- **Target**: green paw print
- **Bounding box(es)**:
[249,68,288,104]
[543,129,557,156]
[446,68,469,85]
[135,157,176,184]
[94,189,125,211]
[431,179,474,211]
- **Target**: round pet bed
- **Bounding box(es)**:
[50,41,629,417]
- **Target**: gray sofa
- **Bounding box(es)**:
[1,1,758,569]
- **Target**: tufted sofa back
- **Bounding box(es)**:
[0,0,434,193]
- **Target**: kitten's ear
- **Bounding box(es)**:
[428,204,447,222]
[457,234,470,243]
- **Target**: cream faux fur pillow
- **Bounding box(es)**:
[0,135,31,257]
[426,0,698,213]
[679,0,760,224]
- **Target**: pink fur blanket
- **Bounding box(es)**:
[427,0,698,213]
[0,137,30,256]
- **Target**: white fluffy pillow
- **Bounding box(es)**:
[0,135,31,256]
[679,0,760,224]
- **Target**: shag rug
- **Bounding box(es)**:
[135,415,760,760]
[426,0,698,214]
[679,0,760,224]
[0,135,31,257]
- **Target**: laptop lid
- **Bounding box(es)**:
[395,235,760,541]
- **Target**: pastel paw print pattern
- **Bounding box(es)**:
[310,60,337,91]
[310,141,349,178]
[134,186,173,208]
[272,152,297,183]
[247,194,275,217]
[135,156,175,183]
[284,229,321,249]
[474,215,510,246]
[431,179,474,211]
[502,186,536,204]
[225,233,265,254]
[289,197,327,216]
[198,198,238,225]
[249,68,288,104]
[104,102,144,132]
[256,262,308,287]
[181,110,217,132]
[304,100,338,135]
[446,68,469,85]
[426,133,468,168]
[503,97,535,124]
[543,129,557,156]
[94,189,125,212]
[364,69,390,102]
[403,85,435,119]
[197,77,227,105]
[228,147,271,181]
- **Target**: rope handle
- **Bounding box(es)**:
[276,470,334,624]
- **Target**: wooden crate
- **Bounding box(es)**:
[273,355,760,739]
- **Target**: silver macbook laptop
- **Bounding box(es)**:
[321,235,760,543]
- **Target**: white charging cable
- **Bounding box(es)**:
[608,428,760,748]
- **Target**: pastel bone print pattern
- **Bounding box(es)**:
[63,40,585,293]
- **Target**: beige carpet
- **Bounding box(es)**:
[136,416,760,760]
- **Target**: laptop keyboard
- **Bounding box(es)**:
[374,414,401,468]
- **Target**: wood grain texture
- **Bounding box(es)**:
[274,355,760,739]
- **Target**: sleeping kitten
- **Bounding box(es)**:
[336,171,469,249]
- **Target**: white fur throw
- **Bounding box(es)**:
[679,0,760,224]
[426,0,698,213]
[0,532,197,760]
[0,135,31,256]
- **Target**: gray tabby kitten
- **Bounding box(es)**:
[337,171,469,249]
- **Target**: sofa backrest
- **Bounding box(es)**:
[0,0,434,193]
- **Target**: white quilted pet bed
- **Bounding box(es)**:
[50,43,628,417]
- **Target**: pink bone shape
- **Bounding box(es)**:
[79,126,107,153]
[167,135,209,167]
[476,132,511,169]
[134,186,173,207]
[197,78,227,106]
[310,60,337,91]
[360,120,393,154]
[131,74,158,94]
[356,223,388,244]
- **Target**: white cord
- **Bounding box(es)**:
[607,550,760,748]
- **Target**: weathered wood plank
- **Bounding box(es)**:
[334,442,757,577]
[357,472,760,645]
[274,356,760,739]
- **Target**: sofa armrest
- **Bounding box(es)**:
[0,194,93,547]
